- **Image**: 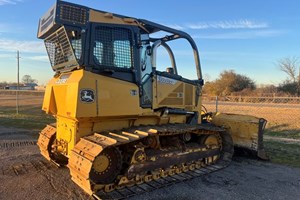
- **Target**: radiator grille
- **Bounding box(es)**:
[44,27,76,67]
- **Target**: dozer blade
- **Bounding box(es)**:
[211,113,268,160]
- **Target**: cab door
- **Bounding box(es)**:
[139,35,153,108]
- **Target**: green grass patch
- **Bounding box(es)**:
[0,105,55,130]
[265,140,300,168]
[265,129,300,139]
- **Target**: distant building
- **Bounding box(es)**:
[35,85,46,91]
[25,83,38,88]
[5,83,37,90]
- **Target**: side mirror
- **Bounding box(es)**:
[199,79,204,86]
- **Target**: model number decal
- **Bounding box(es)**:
[157,76,177,85]
[56,74,70,84]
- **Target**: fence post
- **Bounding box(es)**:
[216,96,218,113]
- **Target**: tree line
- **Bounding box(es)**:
[0,75,37,88]
[203,57,300,97]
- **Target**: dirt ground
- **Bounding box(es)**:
[1,94,299,199]
[0,130,299,200]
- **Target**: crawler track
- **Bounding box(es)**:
[0,140,37,149]
[68,123,234,199]
[93,163,226,200]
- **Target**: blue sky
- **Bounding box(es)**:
[0,0,300,85]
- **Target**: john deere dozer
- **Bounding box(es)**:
[37,1,267,198]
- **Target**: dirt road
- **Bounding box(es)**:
[0,131,299,200]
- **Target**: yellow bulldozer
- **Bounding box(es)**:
[37,1,267,198]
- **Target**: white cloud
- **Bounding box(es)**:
[187,19,268,30]
[0,0,22,5]
[163,24,185,30]
[26,55,49,62]
[0,39,45,53]
[193,30,284,39]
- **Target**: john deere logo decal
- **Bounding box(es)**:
[80,89,95,103]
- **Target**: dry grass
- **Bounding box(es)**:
[1,94,299,167]
[0,95,54,130]
[203,102,300,138]
[203,101,300,167]
[0,95,43,107]
[1,95,299,134]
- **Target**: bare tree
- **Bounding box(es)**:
[277,56,299,83]
[277,56,300,96]
[22,75,37,84]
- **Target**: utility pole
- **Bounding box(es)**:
[16,50,20,115]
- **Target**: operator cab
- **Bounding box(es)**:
[38,0,204,108]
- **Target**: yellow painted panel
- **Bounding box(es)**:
[65,83,79,118]
[89,10,138,26]
[70,70,142,118]
[154,75,197,110]
[42,71,81,118]
[56,116,77,156]
[44,69,142,119]
[185,84,193,105]
[156,81,183,105]
[42,85,56,114]
[92,120,132,132]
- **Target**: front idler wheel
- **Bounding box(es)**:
[90,147,122,184]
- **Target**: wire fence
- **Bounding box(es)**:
[203,95,300,104]
[202,96,300,132]
[0,91,299,133]
[0,91,44,115]
[0,90,44,96]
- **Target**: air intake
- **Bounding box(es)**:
[59,3,87,25]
